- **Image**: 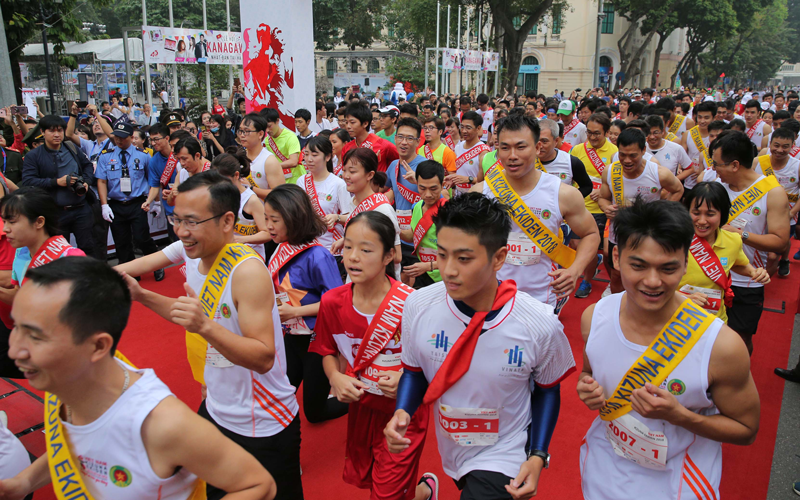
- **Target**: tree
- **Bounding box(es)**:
[312,0,385,51]
[385,56,426,89]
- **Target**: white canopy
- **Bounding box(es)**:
[23,38,144,62]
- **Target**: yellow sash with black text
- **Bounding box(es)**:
[45,353,207,500]
[690,126,712,167]
[186,243,260,384]
[609,161,625,207]
[728,175,780,222]
[758,155,775,178]
[599,299,716,421]
[485,162,576,268]
[668,114,685,135]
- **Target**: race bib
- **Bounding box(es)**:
[505,232,540,266]
[418,247,437,263]
[590,176,602,191]
[397,209,412,232]
[358,353,402,396]
[206,345,234,368]
[679,284,722,312]
[605,413,668,471]
[728,217,748,230]
[276,292,312,335]
[438,404,499,447]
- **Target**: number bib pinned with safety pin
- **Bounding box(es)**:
[605,413,668,470]
[438,404,499,447]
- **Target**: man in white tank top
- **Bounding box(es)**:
[680,101,717,192]
[743,100,772,150]
[451,111,489,191]
[600,128,684,294]
[4,257,276,500]
[577,199,760,500]
[471,114,601,313]
[116,171,303,499]
[239,113,285,200]
[537,118,594,196]
[712,131,790,354]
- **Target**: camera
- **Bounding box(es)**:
[68,174,87,196]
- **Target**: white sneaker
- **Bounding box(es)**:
[601,285,612,298]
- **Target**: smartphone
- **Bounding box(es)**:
[0,109,6,118]
[76,100,88,109]
[234,77,241,88]
[11,106,27,115]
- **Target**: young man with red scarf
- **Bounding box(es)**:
[342,103,399,173]
[385,193,575,500]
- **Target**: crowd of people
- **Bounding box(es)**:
[0,81,796,500]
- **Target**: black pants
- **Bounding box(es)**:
[284,334,349,423]
[456,470,515,500]
[108,197,159,264]
[58,202,95,258]
[728,285,764,353]
[90,199,109,261]
[198,401,303,500]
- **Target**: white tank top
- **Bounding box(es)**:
[685,130,710,190]
[747,120,766,149]
[607,161,662,244]
[64,361,201,499]
[181,248,299,437]
[454,141,483,194]
[178,168,190,184]
[236,188,265,259]
[580,293,724,500]
[758,155,800,214]
[722,176,770,288]
[483,172,563,307]
[248,148,275,190]
[542,150,574,185]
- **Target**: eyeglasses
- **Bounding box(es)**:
[423,126,438,131]
[395,134,418,143]
[167,213,224,229]
[237,129,257,136]
[150,136,165,142]
[586,130,604,138]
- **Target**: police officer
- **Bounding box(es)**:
[96,122,165,281]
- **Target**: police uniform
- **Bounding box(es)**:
[96,122,162,273]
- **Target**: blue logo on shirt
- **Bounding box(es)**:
[505,346,524,367]
[720,257,728,266]
[428,330,451,352]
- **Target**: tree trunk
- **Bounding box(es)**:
[650,31,667,88]
[614,16,641,90]
[504,31,524,94]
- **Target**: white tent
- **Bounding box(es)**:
[23,38,144,62]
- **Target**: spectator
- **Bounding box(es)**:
[202,114,236,161]
[138,103,159,126]
[309,102,333,135]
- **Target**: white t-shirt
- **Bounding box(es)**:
[647,140,693,176]
[0,423,29,480]
[309,118,333,135]
[402,282,575,481]
[477,108,494,142]
[296,173,355,250]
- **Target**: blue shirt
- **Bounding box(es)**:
[78,137,111,163]
[95,144,152,201]
[147,151,177,215]
[276,246,342,331]
[386,155,424,246]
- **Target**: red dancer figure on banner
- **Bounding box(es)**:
[243,23,296,130]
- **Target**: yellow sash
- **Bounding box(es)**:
[690,126,712,167]
[728,175,781,222]
[535,158,547,173]
[245,174,257,188]
[486,163,576,268]
[600,299,716,421]
[234,222,259,236]
[186,243,259,384]
[45,353,207,500]
[758,155,774,177]
[668,114,685,135]
[666,132,678,142]
[609,161,625,206]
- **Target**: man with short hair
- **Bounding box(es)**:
[139,102,159,126]
[537,118,593,197]
[376,105,399,144]
[451,111,489,193]
[681,100,717,193]
[309,101,332,135]
[476,94,493,143]
[654,97,695,142]
[117,171,304,499]
[418,116,456,173]
[294,108,316,150]
[615,96,630,120]
[772,93,786,112]
[398,103,419,121]
[578,100,596,124]
[557,100,587,147]
[262,107,306,185]
[644,115,693,178]
[145,123,180,241]
[743,99,771,149]
[240,113,284,200]
[341,102,399,173]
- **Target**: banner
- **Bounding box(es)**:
[240,0,315,131]
[443,48,461,71]
[142,26,243,65]
[464,50,482,71]
[482,52,499,71]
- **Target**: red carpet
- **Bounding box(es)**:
[17,243,799,499]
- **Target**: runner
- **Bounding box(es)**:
[743,99,772,150]
[680,182,770,322]
[262,107,306,185]
[654,96,695,143]
[211,150,270,259]
[537,118,593,196]
[385,192,576,500]
[117,171,303,499]
[399,161,446,289]
[445,117,461,150]
[163,136,211,207]
[577,198,760,500]
[571,113,619,298]
[558,100,587,147]
[753,128,800,277]
[144,124,181,241]
[695,121,728,184]
[238,113,285,200]
[376,105,399,145]
[644,115,693,178]
[477,113,601,312]
[417,116,457,173]
[341,103,399,173]
[451,111,489,192]
[330,128,353,178]
[4,257,277,499]
[311,211,430,500]
[680,101,717,194]
[296,135,354,253]
[599,128,684,294]
[712,130,790,354]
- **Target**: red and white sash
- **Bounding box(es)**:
[688,234,734,310]
[413,199,446,260]
[423,144,434,160]
[268,134,293,176]
[584,143,607,176]
[456,143,490,170]
[564,117,579,136]
[746,119,762,139]
[159,153,179,187]
[350,280,414,375]
[790,145,800,158]
[345,192,391,226]
[201,160,211,172]
[268,241,321,290]
[444,135,456,150]
[305,174,343,240]
[29,236,73,270]
[333,156,343,177]
[396,165,421,204]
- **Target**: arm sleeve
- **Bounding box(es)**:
[286,134,301,156]
[396,369,429,417]
[161,240,186,264]
[147,155,162,188]
[678,146,693,170]
[527,382,561,454]
[570,156,593,198]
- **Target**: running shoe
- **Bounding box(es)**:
[602,285,612,298]
[793,480,800,496]
[418,473,439,500]
[794,249,800,260]
[779,259,791,277]
[575,280,592,298]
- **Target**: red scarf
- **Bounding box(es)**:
[305,174,342,239]
[584,143,607,175]
[689,234,734,309]
[159,152,179,187]
[345,192,390,226]
[350,280,414,375]
[201,160,211,172]
[23,236,73,285]
[413,199,446,258]
[746,119,763,139]
[423,280,517,404]
[268,241,321,290]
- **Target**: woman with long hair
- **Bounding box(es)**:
[310,211,431,500]
[212,148,270,259]
[329,128,352,177]
[203,114,237,161]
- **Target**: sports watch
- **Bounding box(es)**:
[528,449,550,469]
[742,231,750,240]
[468,175,475,184]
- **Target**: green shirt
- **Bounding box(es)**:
[264,128,306,184]
[410,201,441,282]
[481,150,498,175]
[376,128,396,145]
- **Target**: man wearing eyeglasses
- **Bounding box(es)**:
[145,123,180,241]
[417,116,456,174]
[239,113,285,200]
[116,170,303,500]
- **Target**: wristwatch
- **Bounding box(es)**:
[527,449,550,469]
[742,231,750,241]
[468,175,475,184]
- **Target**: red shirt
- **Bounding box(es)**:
[309,282,403,414]
[212,104,226,115]
[342,133,399,173]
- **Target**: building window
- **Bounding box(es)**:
[552,12,562,35]
[326,58,336,78]
[388,26,395,37]
[530,24,537,35]
[350,59,360,73]
[601,4,614,34]
[523,56,539,66]
[368,58,379,73]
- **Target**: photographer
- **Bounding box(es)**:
[20,114,96,257]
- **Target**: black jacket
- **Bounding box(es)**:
[21,141,96,207]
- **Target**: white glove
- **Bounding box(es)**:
[101,204,114,222]
[150,200,162,217]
